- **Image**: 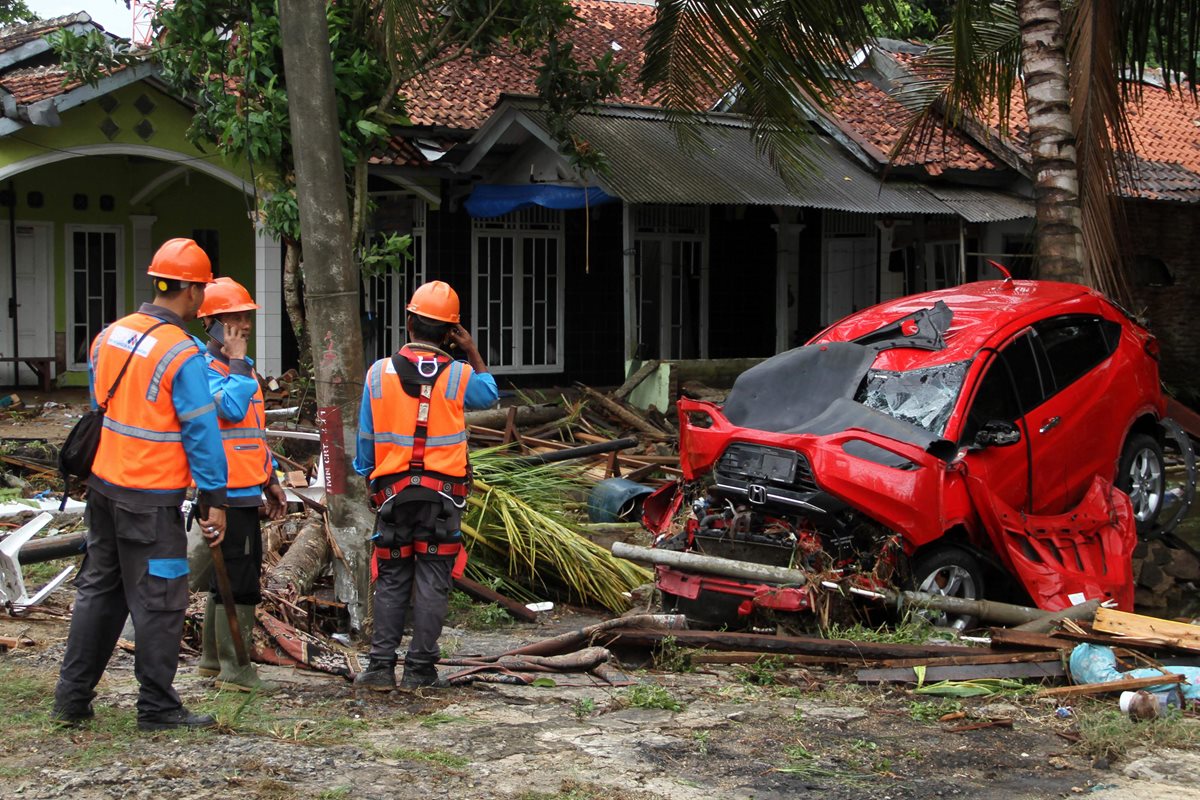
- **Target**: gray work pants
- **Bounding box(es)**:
[55,491,190,718]
[368,500,457,667]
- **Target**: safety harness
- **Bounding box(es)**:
[369,345,471,510]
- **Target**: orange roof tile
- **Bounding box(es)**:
[828,80,1005,174]
[0,65,79,104]
[404,0,657,130]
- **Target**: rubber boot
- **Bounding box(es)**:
[354,657,397,692]
[197,594,220,678]
[214,604,278,693]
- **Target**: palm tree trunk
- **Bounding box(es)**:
[1017,0,1088,284]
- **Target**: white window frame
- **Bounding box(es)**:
[630,204,709,360]
[471,207,565,374]
[367,199,426,359]
[65,224,125,370]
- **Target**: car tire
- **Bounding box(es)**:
[1116,433,1165,537]
[909,546,986,633]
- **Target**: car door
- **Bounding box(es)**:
[959,331,1057,514]
[1029,314,1123,513]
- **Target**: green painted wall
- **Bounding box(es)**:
[0,80,259,386]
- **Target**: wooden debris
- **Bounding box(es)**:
[266,516,329,595]
[464,404,566,431]
[988,629,1074,651]
[1093,608,1200,653]
[856,660,1065,684]
[454,576,538,622]
[613,360,659,400]
[0,634,33,650]
[873,651,1062,669]
[1013,600,1101,633]
[1035,672,1185,699]
[576,384,672,439]
[945,718,1014,733]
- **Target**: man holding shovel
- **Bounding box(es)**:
[191,277,288,692]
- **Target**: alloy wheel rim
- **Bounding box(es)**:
[1128,448,1163,522]
[917,565,977,632]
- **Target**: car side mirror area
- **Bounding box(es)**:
[974,420,1022,449]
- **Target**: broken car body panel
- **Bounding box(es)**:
[660,280,1171,618]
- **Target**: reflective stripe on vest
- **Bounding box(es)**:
[367,349,472,481]
[209,358,273,491]
[91,313,200,490]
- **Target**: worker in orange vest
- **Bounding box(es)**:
[194,277,288,692]
[352,280,497,690]
[53,239,227,731]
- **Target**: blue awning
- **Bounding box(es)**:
[465,184,615,218]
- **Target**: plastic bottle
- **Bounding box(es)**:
[1119,689,1181,720]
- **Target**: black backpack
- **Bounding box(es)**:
[59,322,168,508]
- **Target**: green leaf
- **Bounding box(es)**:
[531,677,557,688]
[914,664,926,689]
[355,119,388,138]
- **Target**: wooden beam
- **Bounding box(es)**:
[1035,673,1185,699]
[873,650,1062,669]
[595,628,989,661]
[1093,608,1200,653]
[988,628,1073,651]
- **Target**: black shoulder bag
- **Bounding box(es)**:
[59,322,169,507]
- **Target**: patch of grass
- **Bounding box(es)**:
[392,747,469,768]
[572,697,597,720]
[22,556,80,586]
[652,636,696,673]
[692,729,711,756]
[618,684,685,712]
[447,590,513,629]
[317,790,351,800]
[0,766,32,779]
[737,655,785,686]
[907,698,963,724]
[1076,707,1200,760]
[198,691,366,743]
[517,780,610,800]
[777,741,871,784]
[825,613,955,645]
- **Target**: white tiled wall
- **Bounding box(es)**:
[254,222,284,376]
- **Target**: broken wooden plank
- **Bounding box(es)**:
[1093,608,1200,653]
[577,384,672,439]
[597,628,989,661]
[1013,599,1101,633]
[946,719,1014,733]
[872,650,1062,669]
[856,660,1065,684]
[988,628,1073,651]
[454,576,538,622]
[1035,673,1185,699]
[690,652,854,666]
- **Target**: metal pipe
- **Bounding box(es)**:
[512,437,638,466]
[7,179,17,385]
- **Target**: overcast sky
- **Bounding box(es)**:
[29,1,131,38]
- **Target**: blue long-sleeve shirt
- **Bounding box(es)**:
[87,304,227,507]
[353,355,499,478]
[204,339,276,506]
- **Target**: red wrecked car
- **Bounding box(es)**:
[645,279,1195,629]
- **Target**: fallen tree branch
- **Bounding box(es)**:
[265,516,329,595]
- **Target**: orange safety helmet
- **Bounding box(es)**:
[406,280,460,324]
[198,277,259,319]
[147,238,214,284]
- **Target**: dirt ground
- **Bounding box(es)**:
[2,599,1200,800]
[3,394,1200,799]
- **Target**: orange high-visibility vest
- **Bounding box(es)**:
[90,312,202,491]
[209,359,272,490]
[367,347,472,481]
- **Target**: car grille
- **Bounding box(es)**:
[715,443,819,494]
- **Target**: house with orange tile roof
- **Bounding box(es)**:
[0,13,287,389]
[365,12,1035,387]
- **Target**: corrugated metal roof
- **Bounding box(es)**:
[517,104,1034,220]
[924,185,1034,222]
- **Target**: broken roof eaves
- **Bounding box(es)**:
[0,14,98,72]
[0,62,159,136]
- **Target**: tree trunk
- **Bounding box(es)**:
[281,239,311,370]
[278,0,374,631]
[1017,0,1088,284]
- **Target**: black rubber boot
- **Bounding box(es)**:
[50,702,95,728]
[353,658,397,692]
[137,707,217,731]
[400,662,443,689]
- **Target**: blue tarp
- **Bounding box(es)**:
[465,184,616,218]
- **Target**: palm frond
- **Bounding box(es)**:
[889,1,1022,169]
[641,0,890,178]
[1120,0,1200,95]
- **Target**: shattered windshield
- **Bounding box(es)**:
[856,361,969,436]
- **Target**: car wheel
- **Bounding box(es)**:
[1116,433,1165,536]
[909,547,985,633]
